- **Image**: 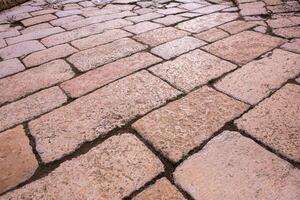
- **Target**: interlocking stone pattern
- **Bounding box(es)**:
[0,0,299,198]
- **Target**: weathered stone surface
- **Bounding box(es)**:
[21,14,57,26]
[133,86,248,162]
[61,52,161,98]
[239,1,267,16]
[124,21,163,34]
[194,28,229,42]
[0,59,25,78]
[71,29,132,50]
[50,15,84,26]
[29,71,180,163]
[267,1,300,13]
[203,31,285,65]
[126,12,163,23]
[0,40,45,60]
[0,134,164,199]
[235,84,300,162]
[176,12,238,33]
[0,60,74,105]
[20,23,53,34]
[267,15,300,28]
[150,49,237,92]
[215,49,300,105]
[273,27,300,38]
[55,9,82,17]
[133,178,186,200]
[134,27,189,47]
[193,4,229,14]
[219,20,257,34]
[178,2,206,10]
[153,15,187,26]
[0,126,38,194]
[151,36,206,59]
[68,38,146,72]
[0,87,67,132]
[281,39,300,53]
[157,7,186,15]
[0,28,20,39]
[174,131,300,200]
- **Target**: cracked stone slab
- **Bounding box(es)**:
[174,131,300,200]
[235,83,300,162]
[0,134,164,200]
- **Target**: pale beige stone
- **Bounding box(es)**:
[239,1,267,16]
[194,28,229,42]
[0,134,163,200]
[174,131,300,200]
[235,84,300,162]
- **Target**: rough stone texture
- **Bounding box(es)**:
[123,21,163,34]
[203,31,285,65]
[194,28,229,42]
[68,38,146,72]
[219,20,257,34]
[150,49,237,92]
[174,131,300,200]
[215,49,300,104]
[133,178,186,200]
[193,4,229,14]
[133,86,248,162]
[61,52,162,98]
[239,1,267,16]
[21,14,57,26]
[126,12,164,23]
[273,27,300,38]
[71,29,132,50]
[0,59,25,78]
[50,15,84,26]
[281,39,300,53]
[0,60,74,105]
[23,44,77,67]
[0,134,164,200]
[0,87,67,132]
[133,27,189,47]
[153,15,187,26]
[176,12,238,33]
[235,84,300,162]
[29,71,180,163]
[267,15,300,29]
[0,40,45,60]
[0,126,38,194]
[157,7,186,15]
[20,23,53,34]
[151,36,206,59]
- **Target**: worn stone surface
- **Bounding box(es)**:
[0,59,25,78]
[126,12,164,23]
[0,60,74,105]
[280,39,300,54]
[0,134,164,200]
[123,21,163,34]
[273,27,300,38]
[0,126,38,194]
[21,14,57,26]
[50,15,84,26]
[174,131,300,200]
[153,15,187,26]
[150,49,237,92]
[203,31,285,65]
[20,23,53,34]
[215,49,300,105]
[267,15,300,29]
[133,178,186,200]
[239,1,267,16]
[133,86,248,161]
[235,84,300,162]
[219,20,257,34]
[29,71,180,163]
[194,28,229,42]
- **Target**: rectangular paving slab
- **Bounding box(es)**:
[0,134,164,199]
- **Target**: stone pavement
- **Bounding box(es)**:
[0,0,299,199]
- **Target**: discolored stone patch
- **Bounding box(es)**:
[203,31,285,65]
[174,131,300,200]
[0,134,164,199]
[235,84,300,162]
[133,86,249,162]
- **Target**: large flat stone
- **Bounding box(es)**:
[123,21,163,34]
[203,31,285,65]
[235,84,300,162]
[174,131,300,200]
[0,59,25,78]
[0,134,164,199]
[29,71,181,163]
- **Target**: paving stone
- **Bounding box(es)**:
[30,8,57,16]
[174,131,300,200]
[178,2,206,10]
[194,28,229,42]
[0,40,45,60]
[273,27,300,38]
[50,15,84,26]
[133,86,248,161]
[20,23,53,34]
[0,59,25,79]
[176,12,238,33]
[151,36,206,60]
[0,60,74,105]
[21,14,57,26]
[0,87,67,132]
[23,44,77,67]
[215,49,300,105]
[179,12,202,18]
[235,84,300,162]
[203,31,285,65]
[133,178,186,200]
[68,38,146,71]
[29,71,180,163]
[124,21,163,34]
[157,8,186,15]
[61,52,161,98]
[41,19,132,47]
[126,12,164,23]
[262,0,282,5]
[150,49,236,92]
[0,126,38,195]
[267,15,300,29]
[0,39,6,48]
[153,15,187,26]
[55,9,82,17]
[296,76,300,84]
[71,29,132,50]
[193,4,229,14]
[79,1,95,7]
[134,27,189,47]
[219,20,257,34]
[281,39,300,53]
[0,134,164,199]
[239,1,267,16]
[0,28,20,39]
[253,25,267,33]
[267,1,300,13]
[6,27,64,45]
